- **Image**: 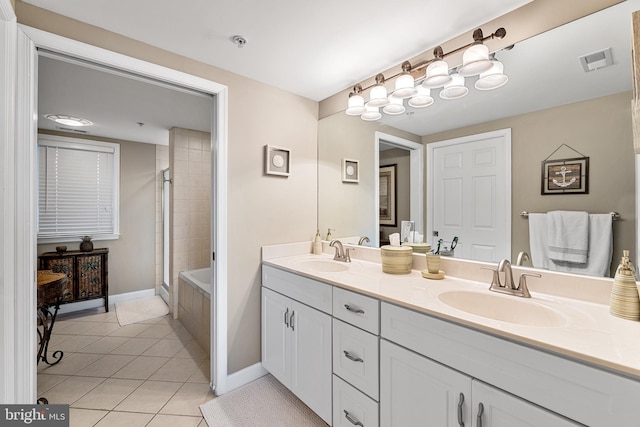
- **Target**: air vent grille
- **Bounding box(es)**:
[579,47,613,72]
[56,126,88,134]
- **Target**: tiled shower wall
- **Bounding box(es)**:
[169,128,212,316]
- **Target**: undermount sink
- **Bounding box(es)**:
[438,290,566,327]
[295,260,349,273]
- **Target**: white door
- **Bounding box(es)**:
[380,339,472,427]
[289,299,332,424]
[428,129,511,262]
[472,380,580,426]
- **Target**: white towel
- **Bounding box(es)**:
[547,211,589,264]
[528,213,553,270]
[528,213,613,277]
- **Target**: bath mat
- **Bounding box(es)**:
[115,295,169,326]
[200,374,328,426]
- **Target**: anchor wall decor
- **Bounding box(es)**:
[541,144,589,195]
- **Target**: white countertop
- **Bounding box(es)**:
[263,251,640,380]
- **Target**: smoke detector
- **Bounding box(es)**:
[579,47,613,72]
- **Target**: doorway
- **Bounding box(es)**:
[427,129,511,262]
[14,26,229,402]
[374,132,424,247]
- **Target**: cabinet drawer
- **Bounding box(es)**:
[333,375,379,427]
[333,319,379,400]
[333,287,379,334]
[262,265,332,314]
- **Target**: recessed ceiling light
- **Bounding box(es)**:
[45,114,93,127]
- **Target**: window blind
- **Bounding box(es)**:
[38,137,119,239]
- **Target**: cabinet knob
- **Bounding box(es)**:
[343,350,364,363]
[344,304,365,315]
[343,410,364,427]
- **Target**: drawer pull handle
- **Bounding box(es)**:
[284,308,289,328]
[477,403,484,427]
[457,392,465,427]
[344,304,365,315]
[344,410,364,427]
[343,350,364,363]
[289,310,295,331]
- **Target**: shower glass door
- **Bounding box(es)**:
[161,168,170,304]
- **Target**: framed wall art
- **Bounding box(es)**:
[342,158,359,183]
[541,156,589,195]
[379,164,397,226]
[264,145,291,177]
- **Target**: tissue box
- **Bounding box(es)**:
[381,245,413,274]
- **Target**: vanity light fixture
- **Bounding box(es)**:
[345,27,508,121]
[45,114,93,126]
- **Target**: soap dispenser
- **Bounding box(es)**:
[609,250,640,321]
[313,230,322,255]
[326,228,333,241]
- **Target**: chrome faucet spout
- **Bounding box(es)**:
[497,259,515,290]
[358,236,370,246]
[516,251,530,266]
[330,240,351,262]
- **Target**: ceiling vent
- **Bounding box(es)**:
[579,47,613,72]
[56,126,88,134]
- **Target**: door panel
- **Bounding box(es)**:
[430,130,510,262]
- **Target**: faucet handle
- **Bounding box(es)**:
[517,272,541,298]
[344,248,353,262]
[481,266,501,289]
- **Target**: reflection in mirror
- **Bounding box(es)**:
[317,0,637,277]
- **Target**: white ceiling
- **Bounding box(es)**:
[33,0,635,144]
[24,0,533,102]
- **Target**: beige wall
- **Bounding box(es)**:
[38,133,157,295]
[17,1,319,375]
[422,91,634,276]
[379,148,411,241]
[318,112,419,242]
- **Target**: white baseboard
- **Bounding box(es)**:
[57,288,156,315]
[224,362,268,393]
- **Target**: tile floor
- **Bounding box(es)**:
[37,306,213,427]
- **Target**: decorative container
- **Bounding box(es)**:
[609,250,640,321]
[380,245,412,274]
[80,236,94,252]
[401,242,431,254]
[55,246,67,253]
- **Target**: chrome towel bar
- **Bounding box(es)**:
[520,211,620,221]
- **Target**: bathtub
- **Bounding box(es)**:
[179,267,211,296]
[178,267,211,356]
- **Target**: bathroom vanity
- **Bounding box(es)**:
[261,243,640,427]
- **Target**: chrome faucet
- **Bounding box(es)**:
[516,251,530,266]
[358,236,370,246]
[330,240,352,262]
[483,259,540,298]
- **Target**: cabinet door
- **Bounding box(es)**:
[261,287,290,386]
[472,381,580,427]
[290,298,332,425]
[77,253,103,298]
[42,256,75,302]
[380,339,472,427]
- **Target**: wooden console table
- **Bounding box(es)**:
[36,270,67,367]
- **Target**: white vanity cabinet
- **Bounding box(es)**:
[261,267,332,424]
[380,339,578,426]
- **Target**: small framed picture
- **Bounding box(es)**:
[541,156,589,195]
[265,145,291,177]
[342,158,359,183]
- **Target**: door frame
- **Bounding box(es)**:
[13,24,229,401]
[374,132,424,247]
[0,0,18,403]
[426,128,511,260]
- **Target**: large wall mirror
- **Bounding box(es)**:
[318,0,637,277]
